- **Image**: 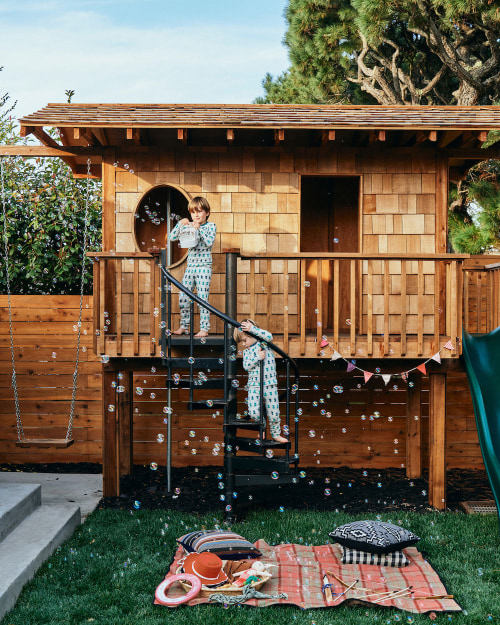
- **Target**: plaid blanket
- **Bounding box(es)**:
[155,540,461,614]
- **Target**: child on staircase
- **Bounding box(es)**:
[169,197,217,338]
[234,319,288,443]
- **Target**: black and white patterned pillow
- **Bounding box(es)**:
[341,546,410,567]
[329,520,420,554]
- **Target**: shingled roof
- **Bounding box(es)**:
[20,103,500,130]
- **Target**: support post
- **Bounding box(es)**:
[118,370,133,477]
[429,372,447,509]
[406,374,422,478]
[224,251,238,521]
[102,364,119,497]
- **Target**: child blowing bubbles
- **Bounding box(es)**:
[169,197,216,338]
[235,320,288,444]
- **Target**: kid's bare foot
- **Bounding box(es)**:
[172,326,188,335]
[195,330,209,338]
[273,435,289,444]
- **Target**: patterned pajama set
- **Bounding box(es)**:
[169,220,217,331]
[243,326,282,438]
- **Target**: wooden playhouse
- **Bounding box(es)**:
[2,103,500,510]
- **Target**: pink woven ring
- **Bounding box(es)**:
[155,573,202,607]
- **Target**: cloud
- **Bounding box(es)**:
[0,2,288,118]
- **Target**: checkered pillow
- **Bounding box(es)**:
[177,530,261,560]
[329,520,419,554]
[341,546,410,567]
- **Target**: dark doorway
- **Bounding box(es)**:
[300,176,360,332]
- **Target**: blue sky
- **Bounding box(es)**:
[0,0,290,119]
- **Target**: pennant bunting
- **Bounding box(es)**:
[417,363,427,375]
[431,352,441,364]
[320,338,329,348]
[346,361,356,372]
[364,371,373,383]
[382,374,392,386]
[401,372,408,382]
[444,340,455,350]
[331,350,342,361]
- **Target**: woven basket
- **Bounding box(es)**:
[175,565,271,597]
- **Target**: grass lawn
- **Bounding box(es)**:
[1,508,499,625]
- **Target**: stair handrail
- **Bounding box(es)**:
[159,265,300,382]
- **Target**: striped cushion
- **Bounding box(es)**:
[177,530,261,560]
[341,546,410,567]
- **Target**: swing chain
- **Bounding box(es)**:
[66,157,92,441]
[0,157,25,440]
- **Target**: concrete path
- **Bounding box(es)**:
[0,472,103,520]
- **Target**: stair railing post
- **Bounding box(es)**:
[224,250,238,521]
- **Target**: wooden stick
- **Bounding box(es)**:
[322,574,333,602]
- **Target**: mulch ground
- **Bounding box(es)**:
[1,463,494,518]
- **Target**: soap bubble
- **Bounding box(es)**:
[108,404,115,412]
[333,385,343,394]
[163,406,172,414]
[333,237,339,244]
[188,357,195,364]
[189,430,195,437]
[133,501,141,509]
[231,379,239,388]
[324,489,331,496]
[135,387,143,396]
[150,462,158,471]
[206,400,214,407]
[271,472,279,480]
[309,430,316,438]
[346,319,351,325]
[304,281,310,287]
[101,355,110,364]
[157,434,164,443]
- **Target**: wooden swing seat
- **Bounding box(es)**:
[15,439,75,449]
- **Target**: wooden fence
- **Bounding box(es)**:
[0,294,485,470]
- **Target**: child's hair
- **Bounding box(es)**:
[188,196,210,216]
[233,319,259,343]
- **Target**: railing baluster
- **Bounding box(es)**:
[464,269,469,331]
[477,272,482,333]
[417,259,424,356]
[450,260,458,351]
[99,258,106,356]
[383,259,389,356]
[300,259,306,355]
[266,260,272,331]
[116,259,122,356]
[434,261,440,351]
[149,258,155,355]
[284,260,289,353]
[367,259,373,356]
[401,261,407,356]
[333,259,339,352]
[93,257,100,355]
[457,260,464,345]
[250,260,255,321]
[350,259,356,356]
[316,259,323,354]
[133,260,139,356]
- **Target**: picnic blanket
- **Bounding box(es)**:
[155,539,461,614]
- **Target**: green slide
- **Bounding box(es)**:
[462,328,500,527]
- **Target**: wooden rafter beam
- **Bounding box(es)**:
[73,127,97,146]
[274,129,284,145]
[321,129,335,145]
[0,145,102,158]
[89,128,109,146]
[177,128,187,144]
[227,128,235,144]
[369,130,385,143]
[438,130,462,148]
[126,128,141,144]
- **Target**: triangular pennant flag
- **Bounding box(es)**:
[431,352,441,363]
[331,350,342,361]
[320,338,329,348]
[346,361,356,372]
[382,374,392,386]
[364,371,373,383]
[444,340,455,350]
[401,372,408,382]
[417,363,427,375]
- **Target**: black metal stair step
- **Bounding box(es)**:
[234,437,290,454]
[235,473,298,487]
[166,335,225,347]
[225,420,263,431]
[162,357,225,369]
[231,456,299,472]
[188,398,228,410]
[165,378,225,390]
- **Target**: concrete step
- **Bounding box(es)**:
[0,502,81,621]
[0,484,41,542]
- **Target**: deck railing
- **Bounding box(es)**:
[463,259,500,334]
[90,250,472,359]
[240,253,467,358]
